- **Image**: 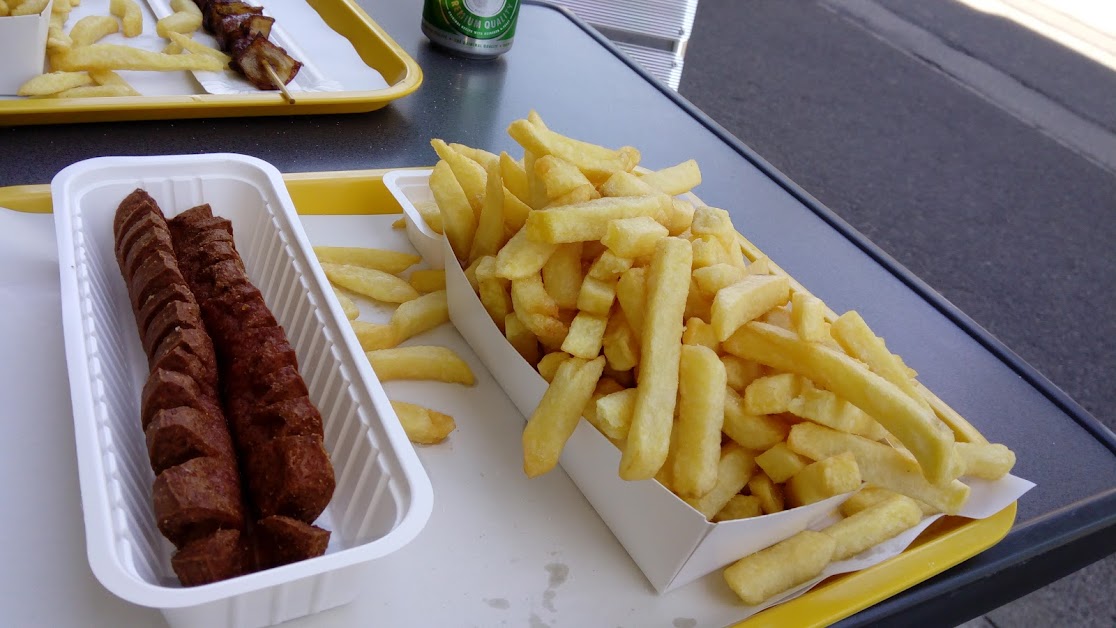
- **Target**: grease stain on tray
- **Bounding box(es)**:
[529,613,551,628]
[542,562,569,612]
[673,619,698,628]
[485,598,511,609]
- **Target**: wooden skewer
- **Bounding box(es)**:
[264,62,295,104]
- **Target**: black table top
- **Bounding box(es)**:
[2,2,1114,625]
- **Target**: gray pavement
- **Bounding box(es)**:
[676,0,1116,625]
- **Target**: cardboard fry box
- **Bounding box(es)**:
[386,169,854,593]
[0,0,52,96]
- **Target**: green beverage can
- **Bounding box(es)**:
[422,0,521,59]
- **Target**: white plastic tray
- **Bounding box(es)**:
[50,155,432,628]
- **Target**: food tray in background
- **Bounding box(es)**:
[0,170,1017,627]
[0,0,422,125]
[50,156,432,628]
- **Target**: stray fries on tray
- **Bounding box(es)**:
[315,247,461,446]
[417,111,1017,605]
[16,0,300,98]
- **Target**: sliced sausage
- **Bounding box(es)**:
[171,529,247,586]
[256,516,329,569]
[153,456,245,547]
[146,407,235,474]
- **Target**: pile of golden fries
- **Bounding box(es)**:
[15,0,228,99]
[419,111,1017,604]
[314,246,461,445]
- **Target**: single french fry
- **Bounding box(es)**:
[503,185,533,232]
[542,243,584,309]
[54,45,226,72]
[12,0,48,15]
[537,351,571,383]
[576,275,617,316]
[507,118,640,184]
[691,235,729,269]
[599,170,655,198]
[748,472,785,514]
[350,321,398,351]
[505,312,540,365]
[523,356,606,477]
[956,442,1016,480]
[723,531,836,606]
[88,70,137,93]
[415,199,444,234]
[526,195,669,244]
[831,310,932,411]
[639,159,701,195]
[511,272,559,317]
[840,486,938,517]
[535,155,593,199]
[391,290,449,341]
[430,160,477,262]
[791,292,828,343]
[786,423,969,514]
[479,277,512,330]
[109,0,142,37]
[726,323,959,485]
[431,139,487,214]
[367,346,475,385]
[713,495,764,522]
[620,238,692,480]
[823,495,923,562]
[561,312,607,359]
[681,317,718,351]
[496,228,557,280]
[321,263,419,304]
[602,216,670,258]
[313,246,421,274]
[524,150,548,210]
[756,442,811,484]
[786,380,890,441]
[69,15,118,47]
[156,12,202,38]
[684,443,756,518]
[331,287,359,320]
[615,266,647,337]
[667,198,696,236]
[166,31,231,63]
[692,206,744,267]
[711,274,791,341]
[672,345,727,498]
[583,377,625,438]
[500,151,530,203]
[451,143,499,169]
[602,309,640,372]
[170,0,201,15]
[587,249,633,281]
[17,71,93,97]
[469,160,506,263]
[391,401,456,444]
[722,355,765,391]
[409,269,446,293]
[594,387,637,441]
[743,373,801,415]
[785,452,862,507]
[693,263,748,297]
[723,387,791,450]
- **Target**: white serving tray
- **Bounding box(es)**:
[50,155,431,628]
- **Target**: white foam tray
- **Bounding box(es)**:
[51,154,432,628]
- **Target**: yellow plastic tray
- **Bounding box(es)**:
[0,169,1016,627]
[0,0,422,126]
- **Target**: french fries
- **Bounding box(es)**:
[11,0,47,15]
[620,237,691,480]
[332,287,360,320]
[419,117,1018,608]
[409,269,446,293]
[522,356,605,477]
[109,0,142,37]
[17,71,92,96]
[321,263,420,304]
[166,32,231,64]
[54,44,225,72]
[69,15,118,47]
[156,12,202,38]
[366,346,475,385]
[391,401,456,444]
[314,246,421,274]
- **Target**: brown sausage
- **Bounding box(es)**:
[153,456,244,547]
[146,407,235,474]
[142,300,205,360]
[136,283,196,339]
[151,328,217,378]
[113,189,162,244]
[171,528,247,586]
[256,515,329,568]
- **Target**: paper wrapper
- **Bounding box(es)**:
[386,169,1035,601]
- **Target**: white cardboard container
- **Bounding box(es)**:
[385,170,851,593]
[52,155,433,628]
[0,0,51,96]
